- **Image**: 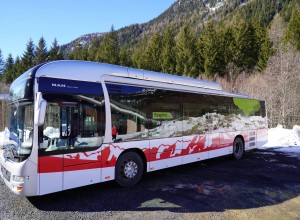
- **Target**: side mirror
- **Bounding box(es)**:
[34,92,47,126]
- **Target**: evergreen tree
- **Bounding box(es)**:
[82,45,89,61]
[13,56,23,79]
[285,8,300,51]
[69,43,84,60]
[175,23,198,77]
[4,54,14,83]
[87,38,101,61]
[201,22,226,76]
[35,36,48,64]
[233,19,260,70]
[131,46,146,69]
[96,25,120,64]
[21,39,36,72]
[221,26,235,66]
[161,27,176,74]
[255,22,273,71]
[48,38,64,61]
[119,49,132,67]
[142,32,162,72]
[0,49,4,75]
[196,37,205,74]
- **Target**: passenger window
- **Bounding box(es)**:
[148,89,183,139]
[39,93,105,155]
[107,84,148,142]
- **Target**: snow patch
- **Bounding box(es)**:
[263,125,300,147]
[260,125,300,158]
[206,0,225,12]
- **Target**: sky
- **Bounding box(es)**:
[0,0,176,60]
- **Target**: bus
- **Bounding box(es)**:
[0,60,268,196]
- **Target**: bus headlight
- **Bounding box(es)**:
[13,175,24,182]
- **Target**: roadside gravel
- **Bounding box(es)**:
[1,149,300,220]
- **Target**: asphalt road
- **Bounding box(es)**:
[1,148,300,220]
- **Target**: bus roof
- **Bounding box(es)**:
[35,60,221,89]
[34,60,249,99]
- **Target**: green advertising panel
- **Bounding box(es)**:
[153,112,174,119]
[233,98,261,116]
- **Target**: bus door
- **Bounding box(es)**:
[62,104,101,190]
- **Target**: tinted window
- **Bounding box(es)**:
[39,93,105,155]
[107,84,183,141]
[107,84,148,141]
[148,89,182,138]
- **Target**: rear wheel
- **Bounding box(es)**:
[115,152,144,187]
[233,137,244,159]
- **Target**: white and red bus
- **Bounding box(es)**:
[0,60,268,196]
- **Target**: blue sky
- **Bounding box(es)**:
[0,0,176,59]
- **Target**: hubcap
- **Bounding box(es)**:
[123,160,138,179]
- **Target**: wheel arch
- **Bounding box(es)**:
[234,135,245,147]
[117,148,147,173]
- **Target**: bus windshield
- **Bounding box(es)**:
[2,101,34,162]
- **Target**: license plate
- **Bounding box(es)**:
[1,166,11,181]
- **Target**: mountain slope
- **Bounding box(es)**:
[61,0,293,55]
[61,0,250,54]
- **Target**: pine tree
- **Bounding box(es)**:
[161,27,176,74]
[69,43,83,60]
[233,19,260,70]
[201,22,226,76]
[35,37,48,64]
[196,37,205,74]
[175,23,198,77]
[87,38,101,61]
[13,56,23,79]
[119,49,132,67]
[4,54,14,83]
[96,25,120,64]
[82,45,89,61]
[21,39,36,72]
[142,32,162,72]
[221,26,235,66]
[48,38,64,61]
[285,8,300,51]
[255,22,273,71]
[0,49,4,75]
[131,46,146,69]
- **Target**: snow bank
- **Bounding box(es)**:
[260,125,300,158]
[263,125,300,147]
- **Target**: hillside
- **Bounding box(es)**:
[60,32,106,56]
[61,0,251,54]
[61,0,295,54]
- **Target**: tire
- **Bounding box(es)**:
[233,137,244,160]
[115,152,144,187]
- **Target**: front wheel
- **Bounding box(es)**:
[233,137,244,159]
[115,152,144,187]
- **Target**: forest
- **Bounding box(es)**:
[0,0,299,129]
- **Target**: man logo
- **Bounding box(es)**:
[52,83,66,88]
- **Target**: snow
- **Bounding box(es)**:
[259,125,300,158]
[1,124,300,155]
[263,125,300,147]
[206,0,226,12]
